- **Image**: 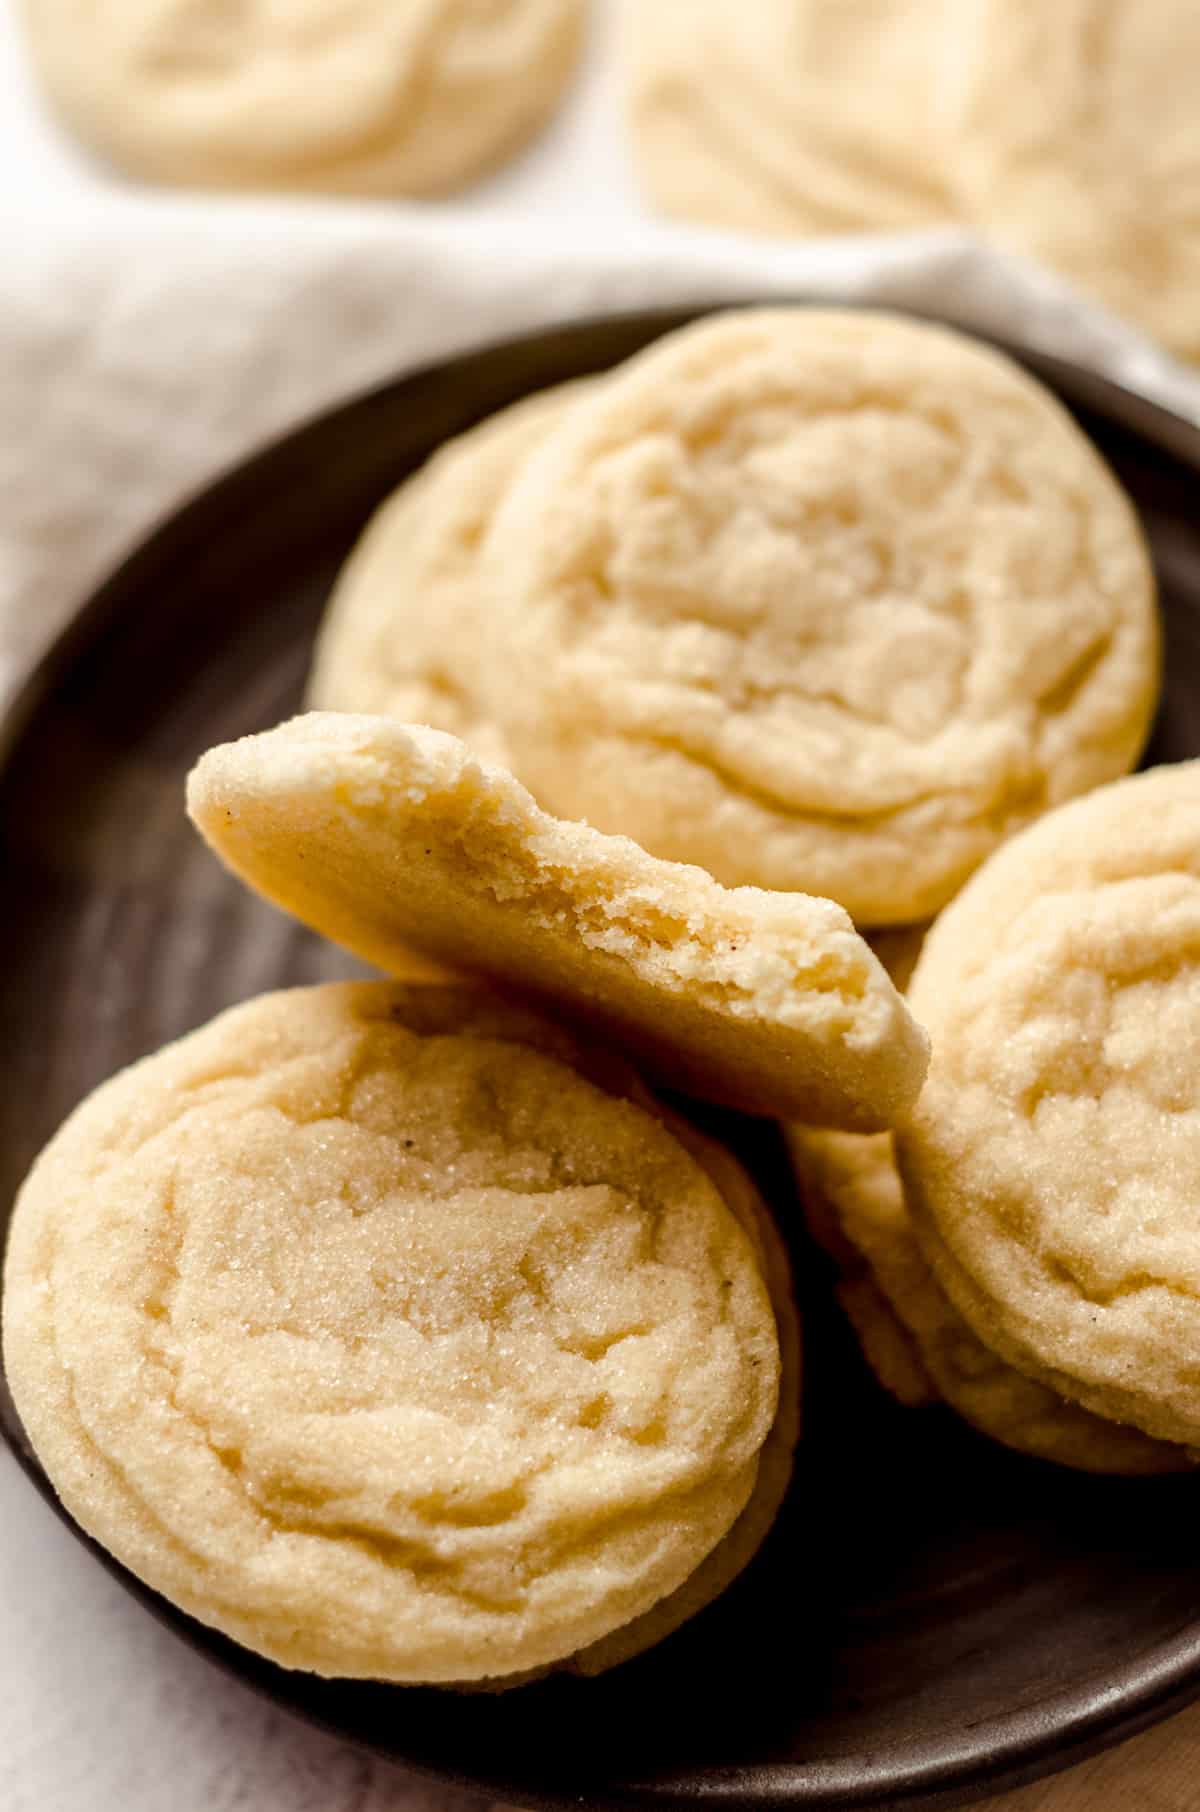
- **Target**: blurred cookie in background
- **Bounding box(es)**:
[21,0,586,196]
[943,0,1200,365]
[625,0,1200,363]
[625,0,957,237]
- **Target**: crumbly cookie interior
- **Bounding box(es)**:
[187,715,929,1128]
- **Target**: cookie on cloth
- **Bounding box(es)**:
[3,978,791,1684]
[187,713,929,1128]
[625,0,956,238]
[943,0,1200,363]
[899,763,1200,1451]
[21,0,584,196]
[477,308,1158,924]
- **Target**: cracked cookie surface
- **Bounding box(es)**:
[2,980,782,1683]
[479,308,1158,923]
[21,0,583,195]
[899,764,1200,1449]
[308,381,587,751]
[187,714,929,1128]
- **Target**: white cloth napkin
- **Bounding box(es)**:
[4,203,1200,1812]
[4,201,1199,721]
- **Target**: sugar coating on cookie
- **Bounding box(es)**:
[478,308,1159,924]
[790,920,1188,1470]
[944,0,1200,363]
[187,714,929,1128]
[3,981,782,1683]
[625,0,956,237]
[789,1123,1187,1473]
[899,763,1200,1450]
[21,0,583,196]
[308,382,587,751]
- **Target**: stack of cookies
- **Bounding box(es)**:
[5,306,1190,1697]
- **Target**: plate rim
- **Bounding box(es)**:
[4,299,1200,1812]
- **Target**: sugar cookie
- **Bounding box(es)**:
[479,309,1159,924]
[790,918,1189,1470]
[625,0,956,238]
[21,0,583,196]
[574,1104,801,1677]
[187,714,929,1128]
[899,763,1200,1450]
[790,1123,1187,1473]
[944,0,1200,363]
[308,382,588,751]
[3,980,786,1683]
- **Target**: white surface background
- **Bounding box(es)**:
[4,5,1200,1810]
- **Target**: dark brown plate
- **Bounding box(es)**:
[3,306,1200,1812]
